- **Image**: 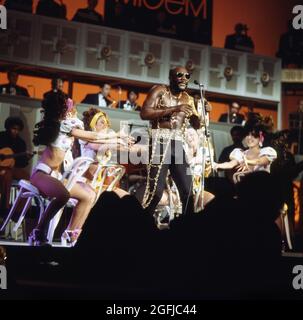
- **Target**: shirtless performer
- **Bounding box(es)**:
[140,66,202,217]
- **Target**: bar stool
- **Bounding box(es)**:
[47,157,94,244]
[0,157,94,245]
[0,179,46,235]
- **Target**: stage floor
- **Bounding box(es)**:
[1,239,303,257]
[0,239,63,248]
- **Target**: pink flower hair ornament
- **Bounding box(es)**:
[66,98,74,112]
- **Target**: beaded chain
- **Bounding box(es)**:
[142,87,194,209]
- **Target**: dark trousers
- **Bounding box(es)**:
[145,139,194,215]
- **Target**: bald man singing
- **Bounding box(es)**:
[140,67,202,220]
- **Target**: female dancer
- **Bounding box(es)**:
[81,107,132,198]
[213,123,277,179]
[30,92,128,245]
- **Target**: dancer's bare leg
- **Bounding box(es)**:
[67,182,96,231]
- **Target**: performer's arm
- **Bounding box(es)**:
[245,156,270,167]
[71,128,118,141]
[214,159,239,170]
[140,86,193,120]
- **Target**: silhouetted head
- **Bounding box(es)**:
[230,126,245,144]
[51,77,64,91]
[7,71,18,86]
[87,0,98,10]
[236,171,283,222]
[234,23,248,36]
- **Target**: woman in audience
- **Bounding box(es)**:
[30,92,131,246]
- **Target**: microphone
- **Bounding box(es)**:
[194,80,205,89]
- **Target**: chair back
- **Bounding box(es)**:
[62,157,95,191]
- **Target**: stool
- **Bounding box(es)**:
[0,180,45,235]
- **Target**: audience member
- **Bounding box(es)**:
[0,71,29,97]
[225,23,254,53]
[119,89,141,111]
[81,83,113,108]
[277,20,303,68]
[218,102,245,125]
[72,0,104,26]
[218,125,245,182]
[105,0,132,30]
[36,0,67,19]
[43,77,68,100]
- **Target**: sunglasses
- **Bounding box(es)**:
[176,72,191,80]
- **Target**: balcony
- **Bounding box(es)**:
[0,11,281,101]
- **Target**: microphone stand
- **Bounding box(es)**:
[196,83,214,211]
[118,86,122,109]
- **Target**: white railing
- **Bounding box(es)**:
[0,10,281,104]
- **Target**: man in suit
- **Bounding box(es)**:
[43,77,68,100]
[0,71,30,97]
[218,102,245,125]
[72,0,104,26]
[119,89,141,111]
[81,83,113,108]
